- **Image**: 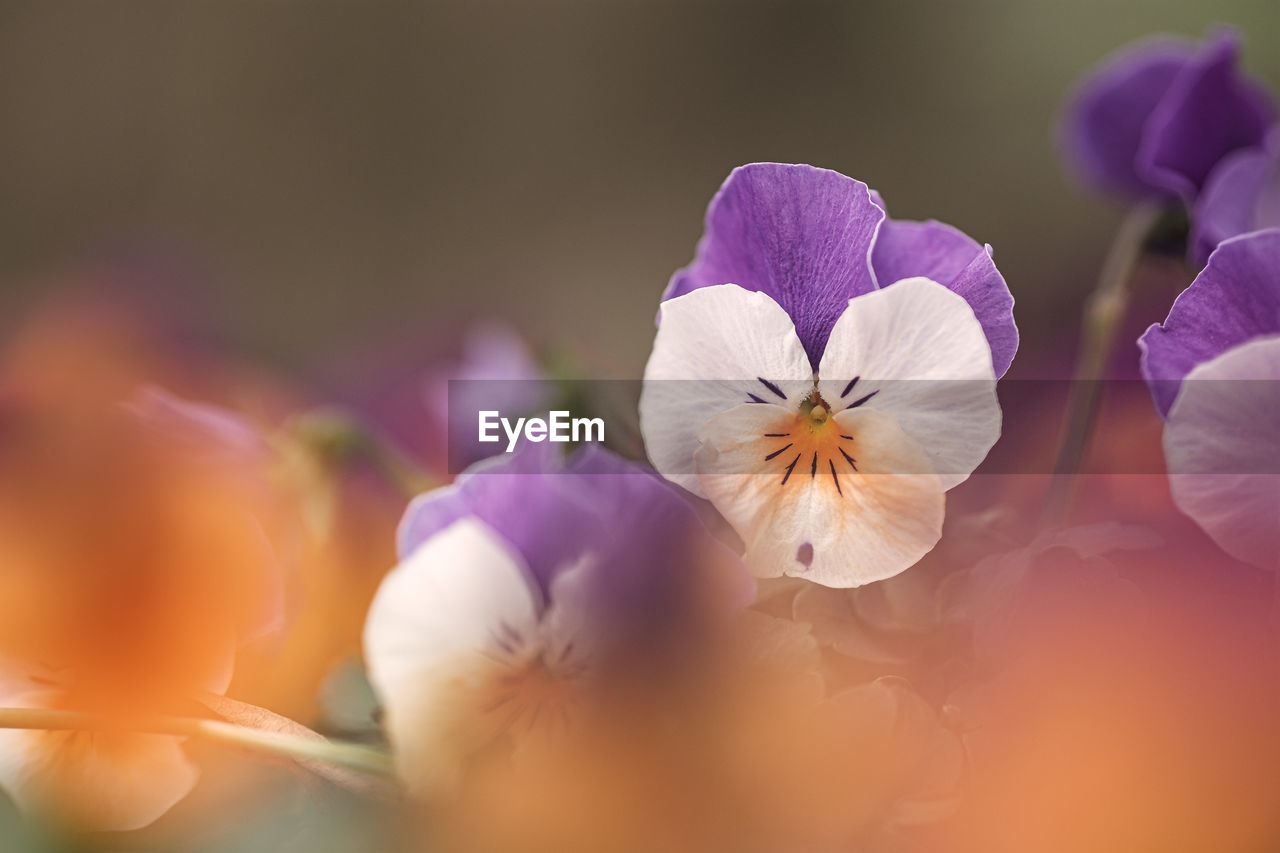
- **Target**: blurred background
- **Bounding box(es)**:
[1,0,1276,380]
[3,5,1280,851]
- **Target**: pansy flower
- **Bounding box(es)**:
[0,386,282,830]
[639,163,1016,587]
[1060,29,1275,201]
[363,445,748,796]
[1139,229,1280,570]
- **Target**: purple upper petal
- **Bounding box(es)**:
[397,444,750,617]
[663,163,884,368]
[664,163,1016,374]
[397,441,582,590]
[1138,31,1276,199]
[871,219,1019,377]
[1061,31,1275,200]
[1139,229,1280,416]
[1192,136,1280,263]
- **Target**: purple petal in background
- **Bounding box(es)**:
[871,218,1018,377]
[1192,137,1280,263]
[662,163,884,368]
[1139,229,1280,416]
[1138,31,1276,199]
[1060,31,1275,201]
[423,322,548,472]
[1060,37,1196,199]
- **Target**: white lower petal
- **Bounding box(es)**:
[0,691,198,832]
[815,277,1001,489]
[641,284,814,496]
[363,518,545,793]
[693,403,944,587]
[1165,336,1280,571]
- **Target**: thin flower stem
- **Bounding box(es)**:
[1040,201,1164,528]
[0,708,395,777]
[283,409,440,499]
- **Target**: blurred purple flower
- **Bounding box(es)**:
[1060,30,1275,201]
[1191,129,1280,262]
[423,322,550,473]
[662,163,1017,376]
[1139,230,1280,570]
[365,445,749,793]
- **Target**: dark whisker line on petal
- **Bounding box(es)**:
[781,453,801,486]
[829,459,842,495]
[764,432,790,437]
[810,452,818,478]
[482,692,516,714]
[764,442,794,461]
[845,390,879,409]
[757,377,788,400]
[840,376,861,398]
[839,447,858,471]
[840,434,853,440]
[557,642,576,664]
[747,392,766,404]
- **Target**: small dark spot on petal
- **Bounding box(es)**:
[796,542,814,569]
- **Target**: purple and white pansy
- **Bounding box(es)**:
[1139,229,1280,570]
[640,163,1017,588]
[363,444,748,794]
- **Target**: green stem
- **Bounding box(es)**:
[0,708,395,777]
[1040,201,1163,527]
[284,409,439,499]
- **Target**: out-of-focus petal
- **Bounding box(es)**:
[398,445,750,655]
[1164,336,1280,571]
[871,220,1018,377]
[662,163,884,367]
[0,691,198,832]
[126,385,271,464]
[396,443,584,590]
[641,284,812,496]
[367,518,543,695]
[364,518,543,794]
[1060,31,1275,200]
[1060,36,1197,198]
[1191,146,1277,262]
[1138,31,1277,198]
[693,404,944,587]
[1140,229,1280,416]
[423,322,548,472]
[817,278,1001,490]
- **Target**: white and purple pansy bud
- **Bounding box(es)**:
[1139,229,1280,570]
[363,444,749,795]
[640,163,1017,588]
